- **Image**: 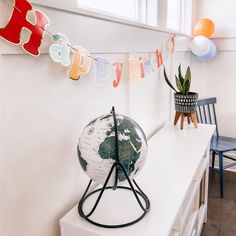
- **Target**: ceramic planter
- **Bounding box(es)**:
[174,92,199,113]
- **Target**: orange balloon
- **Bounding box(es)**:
[193,18,215,37]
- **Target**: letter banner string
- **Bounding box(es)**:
[2,0,176,88]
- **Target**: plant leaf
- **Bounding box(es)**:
[175,75,184,93]
[178,64,184,86]
[183,78,190,95]
[185,66,191,85]
[163,66,177,92]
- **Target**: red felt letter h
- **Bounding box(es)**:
[0,0,50,56]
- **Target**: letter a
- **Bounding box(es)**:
[0,0,50,56]
[49,34,71,66]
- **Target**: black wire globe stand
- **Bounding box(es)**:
[78,107,150,228]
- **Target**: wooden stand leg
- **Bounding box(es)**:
[190,114,193,123]
[174,112,181,125]
[174,111,198,129]
[187,114,191,124]
[191,112,198,128]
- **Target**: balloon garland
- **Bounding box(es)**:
[191,18,217,61]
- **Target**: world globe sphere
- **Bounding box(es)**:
[77,113,148,185]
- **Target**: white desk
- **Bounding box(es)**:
[60,123,215,236]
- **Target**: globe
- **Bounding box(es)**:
[77,113,148,185]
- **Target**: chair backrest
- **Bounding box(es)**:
[196,97,219,137]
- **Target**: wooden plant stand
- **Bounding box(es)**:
[174,112,198,130]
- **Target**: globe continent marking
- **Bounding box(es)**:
[77,114,147,185]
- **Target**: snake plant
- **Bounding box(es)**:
[163,64,191,95]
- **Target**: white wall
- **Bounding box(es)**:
[193,0,236,137]
[0,1,192,236]
[195,0,236,37]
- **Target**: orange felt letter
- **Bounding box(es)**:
[139,57,145,78]
[68,46,92,80]
[155,49,163,68]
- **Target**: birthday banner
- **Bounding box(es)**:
[0,0,176,88]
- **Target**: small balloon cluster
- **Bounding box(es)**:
[190,18,216,61]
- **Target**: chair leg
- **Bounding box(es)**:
[219,152,224,198]
[212,151,216,169]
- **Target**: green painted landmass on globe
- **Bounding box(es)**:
[77,148,88,171]
[98,117,142,181]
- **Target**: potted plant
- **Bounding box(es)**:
[163,64,198,128]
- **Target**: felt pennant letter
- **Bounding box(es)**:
[49,34,71,66]
[168,34,176,53]
[94,57,109,87]
[0,0,50,56]
[143,58,152,76]
[68,46,92,80]
[139,57,145,79]
[112,61,123,88]
[155,49,163,68]
[150,53,157,72]
[129,59,140,82]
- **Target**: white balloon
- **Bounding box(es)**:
[190,36,212,56]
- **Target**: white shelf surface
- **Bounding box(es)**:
[60,123,215,236]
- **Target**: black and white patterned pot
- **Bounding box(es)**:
[174,92,199,113]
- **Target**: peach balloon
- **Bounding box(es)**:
[193,18,215,37]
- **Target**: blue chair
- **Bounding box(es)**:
[196,97,236,198]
